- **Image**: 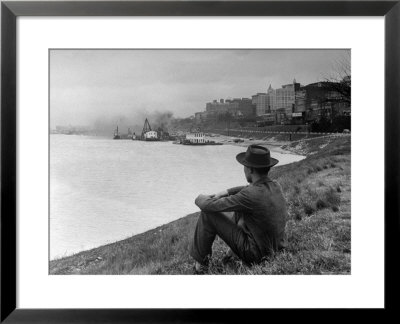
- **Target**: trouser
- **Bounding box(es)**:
[189,211,262,266]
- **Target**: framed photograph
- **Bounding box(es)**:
[1,0,399,321]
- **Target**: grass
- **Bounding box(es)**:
[50,135,351,275]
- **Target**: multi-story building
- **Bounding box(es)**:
[266,84,275,112]
[262,80,300,123]
[273,79,301,118]
[252,93,268,116]
[301,82,351,123]
[228,98,255,117]
[194,111,209,124]
[294,89,307,113]
[291,89,307,123]
[199,78,350,127]
[206,98,255,118]
[257,113,276,126]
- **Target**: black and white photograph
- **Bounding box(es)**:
[49,49,351,275]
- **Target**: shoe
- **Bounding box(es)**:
[222,249,237,265]
[193,261,208,274]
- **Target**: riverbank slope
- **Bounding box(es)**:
[50,135,351,275]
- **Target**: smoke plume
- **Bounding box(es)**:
[92,110,174,136]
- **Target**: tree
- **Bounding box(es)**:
[325,51,351,104]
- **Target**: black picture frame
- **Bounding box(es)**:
[1,0,399,322]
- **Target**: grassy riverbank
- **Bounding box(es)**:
[50,135,351,275]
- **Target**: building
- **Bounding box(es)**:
[197,78,350,127]
[301,82,351,123]
[227,98,255,117]
[256,113,276,126]
[256,80,301,123]
[205,98,255,119]
[205,99,231,118]
[252,93,268,116]
[273,79,301,119]
[194,111,208,124]
[291,89,307,123]
[266,84,275,112]
[294,89,307,113]
[275,108,288,124]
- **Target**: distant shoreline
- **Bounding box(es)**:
[50,132,345,158]
[50,132,305,158]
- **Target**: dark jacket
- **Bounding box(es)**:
[195,176,287,257]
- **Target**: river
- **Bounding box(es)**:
[50,135,304,260]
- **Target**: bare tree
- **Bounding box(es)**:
[325,51,351,104]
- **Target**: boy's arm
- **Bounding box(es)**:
[227,186,247,195]
[213,185,248,199]
[195,188,252,213]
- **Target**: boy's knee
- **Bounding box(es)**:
[200,210,212,217]
[199,211,211,222]
[200,211,221,222]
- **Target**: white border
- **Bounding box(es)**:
[17,17,384,308]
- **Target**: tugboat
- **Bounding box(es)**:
[127,128,133,139]
[113,126,121,139]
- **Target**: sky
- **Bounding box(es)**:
[50,49,350,130]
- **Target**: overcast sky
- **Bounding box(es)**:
[50,49,350,129]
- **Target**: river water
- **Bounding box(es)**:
[50,135,304,260]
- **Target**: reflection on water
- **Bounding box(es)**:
[50,135,304,259]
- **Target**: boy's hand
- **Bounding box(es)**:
[214,190,229,199]
[195,194,212,208]
[196,194,211,200]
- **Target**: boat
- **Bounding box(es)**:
[117,128,136,140]
[181,132,223,145]
[127,128,133,139]
[182,140,223,146]
[143,130,159,141]
[113,126,120,139]
[140,118,161,141]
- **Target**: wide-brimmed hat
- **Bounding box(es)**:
[236,145,279,168]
